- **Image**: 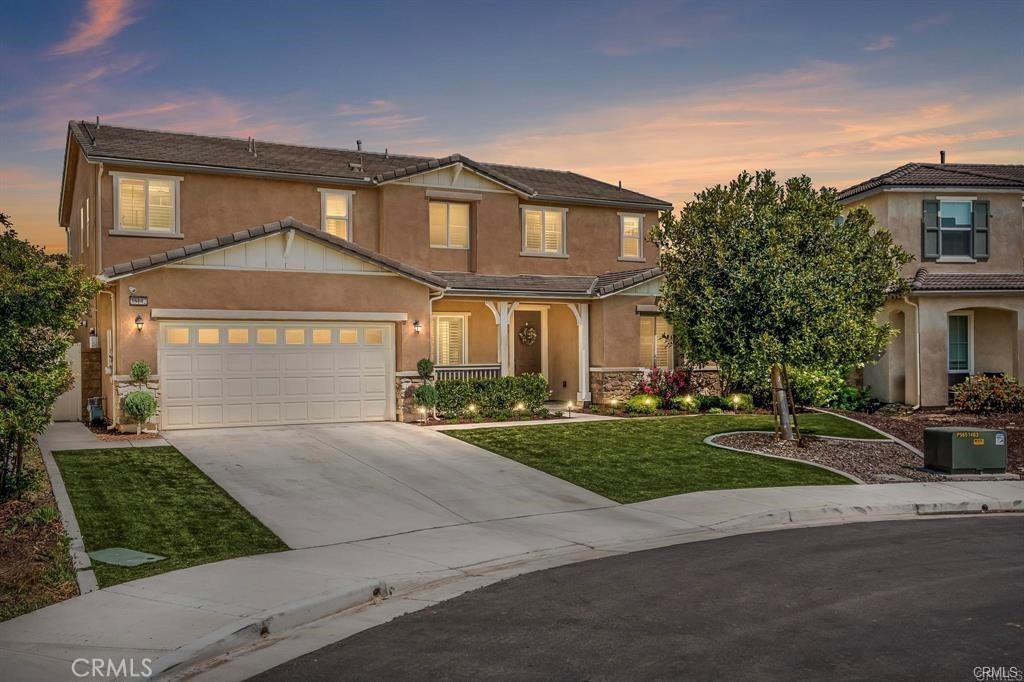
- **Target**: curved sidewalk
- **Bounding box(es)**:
[1,475,1020,681]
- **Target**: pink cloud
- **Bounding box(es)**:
[335,99,397,116]
[864,35,896,51]
[356,114,424,130]
[49,0,138,56]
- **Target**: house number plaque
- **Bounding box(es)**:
[129,295,149,306]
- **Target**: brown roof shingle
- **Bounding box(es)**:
[910,268,1024,292]
[436,266,663,297]
[69,121,671,209]
[839,162,1024,201]
[101,217,448,288]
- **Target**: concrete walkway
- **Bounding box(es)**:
[2,462,1020,681]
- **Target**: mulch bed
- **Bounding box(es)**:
[86,421,161,441]
[0,443,78,621]
[711,432,946,483]
[834,408,1023,476]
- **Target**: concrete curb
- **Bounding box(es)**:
[150,578,390,679]
[38,443,99,595]
[808,407,926,457]
[704,432,866,484]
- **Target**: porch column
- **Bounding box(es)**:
[568,303,591,403]
[485,301,517,377]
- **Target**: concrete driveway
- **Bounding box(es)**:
[165,422,613,549]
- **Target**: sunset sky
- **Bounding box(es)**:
[2,0,1022,250]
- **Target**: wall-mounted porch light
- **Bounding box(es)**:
[413,320,423,334]
[134,314,145,332]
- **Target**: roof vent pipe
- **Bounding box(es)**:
[356,139,363,151]
[618,180,622,189]
[95,115,100,130]
[940,150,946,164]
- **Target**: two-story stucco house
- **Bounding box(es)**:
[839,159,1024,407]
[57,121,674,429]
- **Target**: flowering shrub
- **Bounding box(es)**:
[952,375,1024,414]
[635,367,693,407]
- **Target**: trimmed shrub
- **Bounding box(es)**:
[670,395,699,413]
[707,407,724,414]
[952,375,1024,414]
[130,360,151,384]
[832,385,871,411]
[413,384,437,409]
[625,394,659,415]
[696,394,729,412]
[122,390,157,434]
[416,358,435,380]
[726,393,754,413]
[435,374,549,419]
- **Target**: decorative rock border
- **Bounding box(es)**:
[704,432,867,484]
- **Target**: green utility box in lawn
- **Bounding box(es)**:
[923,427,1008,474]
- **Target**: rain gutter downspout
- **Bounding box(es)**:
[903,296,921,409]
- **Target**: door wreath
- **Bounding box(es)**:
[518,322,538,346]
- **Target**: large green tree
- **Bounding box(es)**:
[651,171,910,439]
[0,214,101,496]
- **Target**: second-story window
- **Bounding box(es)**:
[619,213,643,260]
[113,173,181,234]
[521,206,567,257]
[429,202,470,249]
[319,189,354,239]
[923,198,989,260]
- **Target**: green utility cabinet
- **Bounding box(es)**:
[923,427,1008,474]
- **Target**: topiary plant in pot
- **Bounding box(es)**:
[122,390,158,435]
[130,360,151,385]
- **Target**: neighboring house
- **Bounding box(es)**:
[838,158,1024,407]
[58,121,673,429]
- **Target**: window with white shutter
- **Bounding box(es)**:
[521,206,567,256]
[429,202,470,249]
[639,315,673,368]
[619,213,643,260]
[319,189,354,239]
[113,173,181,234]
[433,315,468,365]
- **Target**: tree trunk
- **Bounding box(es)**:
[772,364,796,441]
[14,438,25,498]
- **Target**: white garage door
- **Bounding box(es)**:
[158,321,393,429]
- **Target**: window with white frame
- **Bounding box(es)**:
[432,314,467,365]
[319,189,353,239]
[947,313,972,373]
[938,200,972,257]
[429,202,470,249]
[639,315,673,368]
[114,173,179,233]
[619,213,643,260]
[522,206,566,256]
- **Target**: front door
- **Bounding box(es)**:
[514,310,543,375]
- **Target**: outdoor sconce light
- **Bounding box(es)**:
[413,320,423,334]
[134,314,145,332]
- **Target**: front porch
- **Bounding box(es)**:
[431,298,591,404]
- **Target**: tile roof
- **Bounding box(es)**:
[101,217,448,288]
[910,268,1024,292]
[839,162,1024,201]
[437,266,662,297]
[68,121,671,209]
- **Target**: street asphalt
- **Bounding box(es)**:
[251,516,1024,682]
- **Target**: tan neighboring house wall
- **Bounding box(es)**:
[843,172,1024,407]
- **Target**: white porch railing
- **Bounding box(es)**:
[435,364,502,380]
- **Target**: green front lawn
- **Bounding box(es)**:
[53,447,287,586]
[447,413,883,503]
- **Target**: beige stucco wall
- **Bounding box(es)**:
[112,269,432,376]
[845,191,1024,278]
[67,148,99,273]
[590,294,657,368]
[431,299,499,364]
[71,136,661,278]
